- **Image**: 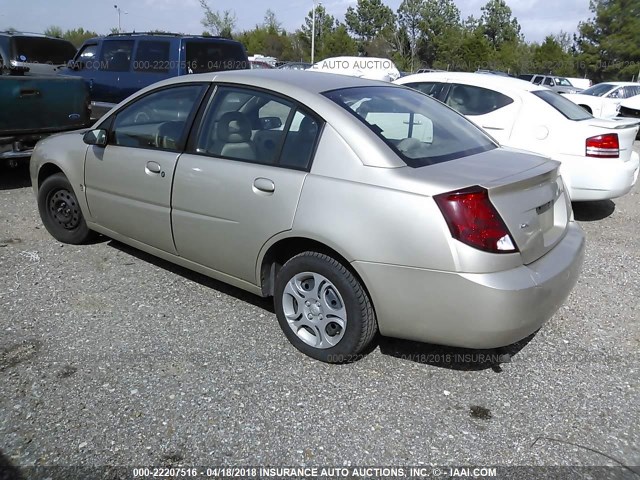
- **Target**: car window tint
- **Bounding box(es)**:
[445,84,513,116]
[11,37,76,64]
[185,41,249,73]
[195,87,295,165]
[324,86,496,168]
[100,40,134,72]
[533,90,592,121]
[581,83,614,97]
[404,82,442,97]
[532,76,543,85]
[111,84,205,151]
[279,110,321,170]
[134,40,171,73]
[543,77,554,86]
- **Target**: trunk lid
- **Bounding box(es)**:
[403,147,571,265]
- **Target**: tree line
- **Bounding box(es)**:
[40,0,640,82]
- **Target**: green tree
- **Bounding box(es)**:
[480,0,522,49]
[300,5,337,60]
[575,0,640,81]
[417,0,461,68]
[44,26,63,38]
[63,28,99,47]
[199,0,236,38]
[322,24,358,58]
[345,0,396,44]
[531,35,575,75]
[397,0,424,70]
[264,9,281,35]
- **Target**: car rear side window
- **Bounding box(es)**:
[134,40,171,73]
[444,84,514,116]
[185,41,249,73]
[533,90,592,121]
[324,86,495,168]
[100,40,134,72]
[110,84,206,151]
[403,82,443,97]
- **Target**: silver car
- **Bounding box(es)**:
[30,70,585,363]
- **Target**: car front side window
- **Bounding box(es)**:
[100,40,134,72]
[110,84,206,151]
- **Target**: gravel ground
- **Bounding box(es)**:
[1,145,638,476]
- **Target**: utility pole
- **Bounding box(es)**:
[114,5,128,33]
[311,1,321,65]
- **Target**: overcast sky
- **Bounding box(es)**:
[0,0,593,44]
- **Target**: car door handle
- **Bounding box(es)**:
[146,161,162,174]
[253,177,275,193]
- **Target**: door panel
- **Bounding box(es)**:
[172,155,306,283]
[85,146,180,253]
[84,83,206,253]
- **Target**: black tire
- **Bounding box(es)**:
[274,251,377,363]
[37,173,94,245]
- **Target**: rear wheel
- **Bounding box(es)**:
[37,173,94,244]
[274,251,377,363]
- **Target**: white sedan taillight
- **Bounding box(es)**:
[586,133,619,158]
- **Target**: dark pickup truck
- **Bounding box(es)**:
[65,32,250,120]
[0,32,91,165]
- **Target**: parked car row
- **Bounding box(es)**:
[395,72,639,201]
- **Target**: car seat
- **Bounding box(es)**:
[217,112,257,161]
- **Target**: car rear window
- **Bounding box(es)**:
[323,86,496,168]
[11,37,76,64]
[185,40,249,73]
[580,83,615,97]
[533,90,592,121]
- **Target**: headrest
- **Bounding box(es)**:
[299,116,318,138]
[218,112,251,143]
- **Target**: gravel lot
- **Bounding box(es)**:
[1,145,638,476]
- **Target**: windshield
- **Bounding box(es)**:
[323,86,496,168]
[556,77,573,87]
[533,90,593,121]
[580,83,616,97]
[11,37,77,64]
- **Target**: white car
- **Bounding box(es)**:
[395,72,640,201]
[564,82,640,118]
[565,77,592,90]
[309,56,400,82]
[619,95,640,120]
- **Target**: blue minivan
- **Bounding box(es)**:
[66,32,249,119]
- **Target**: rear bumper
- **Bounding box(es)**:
[352,222,585,349]
[557,151,639,201]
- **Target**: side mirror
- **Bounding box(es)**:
[83,129,108,146]
[260,116,282,130]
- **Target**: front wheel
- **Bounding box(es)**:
[274,252,378,363]
[37,173,94,244]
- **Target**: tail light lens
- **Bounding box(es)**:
[586,133,619,158]
[434,186,517,254]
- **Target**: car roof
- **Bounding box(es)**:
[152,69,389,95]
[592,81,640,87]
[397,71,546,93]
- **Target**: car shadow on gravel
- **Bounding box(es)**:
[0,164,31,190]
[0,449,25,480]
[572,200,615,221]
[378,332,536,371]
[107,240,274,312]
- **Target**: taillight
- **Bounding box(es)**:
[434,186,517,254]
[586,133,619,158]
